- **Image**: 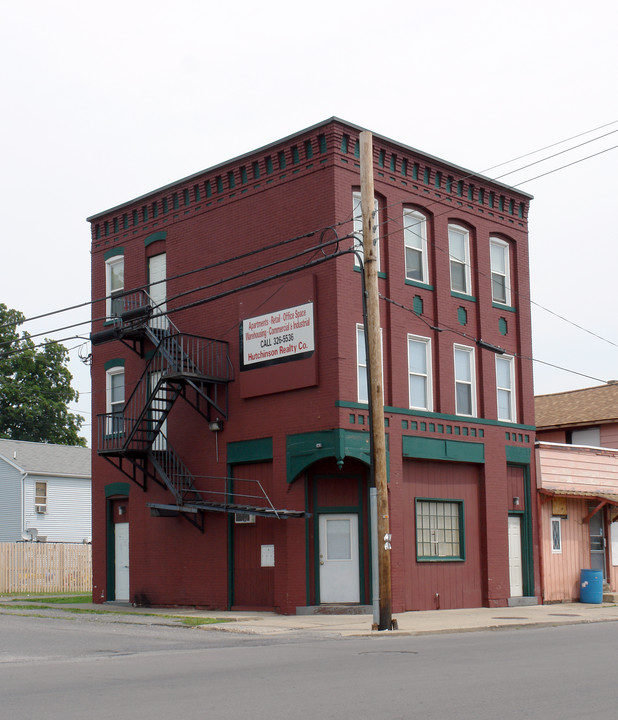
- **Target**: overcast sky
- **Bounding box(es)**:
[1,0,617,445]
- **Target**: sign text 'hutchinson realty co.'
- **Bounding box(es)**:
[241,302,315,369]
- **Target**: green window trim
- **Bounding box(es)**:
[144,231,167,247]
[104,358,125,371]
[103,247,124,261]
[451,291,477,303]
[404,278,434,291]
[227,437,273,464]
[492,302,516,313]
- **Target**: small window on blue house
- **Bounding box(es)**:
[416,499,464,561]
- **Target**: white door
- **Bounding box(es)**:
[114,522,130,601]
[508,515,523,597]
[148,253,168,331]
[319,514,360,603]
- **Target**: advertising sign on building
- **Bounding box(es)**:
[240,302,315,370]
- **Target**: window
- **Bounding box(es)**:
[448,225,471,295]
[490,237,511,305]
[416,499,464,560]
[454,345,476,416]
[403,209,429,283]
[551,517,562,553]
[105,255,124,319]
[408,335,432,411]
[352,192,380,269]
[496,355,516,422]
[569,427,601,447]
[106,368,125,435]
[356,324,383,404]
[35,482,47,513]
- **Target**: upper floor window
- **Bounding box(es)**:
[106,367,125,435]
[356,324,383,404]
[105,255,124,319]
[448,225,471,295]
[568,427,601,447]
[35,481,47,513]
[408,335,432,411]
[490,237,511,305]
[353,192,380,270]
[496,355,516,422]
[454,344,476,416]
[403,209,429,284]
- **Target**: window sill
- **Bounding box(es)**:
[416,557,465,563]
[492,302,516,313]
[451,291,476,302]
[405,279,434,291]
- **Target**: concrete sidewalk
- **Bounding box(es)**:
[0,597,618,637]
[187,601,618,637]
[3,596,618,637]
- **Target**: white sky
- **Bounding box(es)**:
[1,0,617,446]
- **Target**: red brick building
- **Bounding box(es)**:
[88,118,539,613]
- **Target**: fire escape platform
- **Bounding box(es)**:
[147,502,308,519]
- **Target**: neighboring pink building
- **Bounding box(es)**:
[536,384,618,602]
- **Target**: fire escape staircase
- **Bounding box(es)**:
[93,290,306,528]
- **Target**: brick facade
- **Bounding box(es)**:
[89,118,540,613]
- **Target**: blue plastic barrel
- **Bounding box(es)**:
[580,569,603,603]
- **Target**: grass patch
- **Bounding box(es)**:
[16,594,92,604]
[3,603,230,624]
[179,616,230,626]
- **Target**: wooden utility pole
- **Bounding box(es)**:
[360,131,393,631]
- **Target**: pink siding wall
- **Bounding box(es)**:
[537,442,618,600]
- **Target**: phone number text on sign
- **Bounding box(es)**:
[243,302,314,367]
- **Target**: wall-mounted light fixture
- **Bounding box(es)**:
[513,496,520,506]
[209,419,223,432]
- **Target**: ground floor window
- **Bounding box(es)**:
[415,498,464,561]
[551,517,562,553]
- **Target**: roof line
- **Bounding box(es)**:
[87,116,533,221]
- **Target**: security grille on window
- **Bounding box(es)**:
[35,482,47,513]
[416,499,464,560]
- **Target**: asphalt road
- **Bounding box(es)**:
[1,614,616,719]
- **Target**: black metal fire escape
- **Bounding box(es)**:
[92,290,306,529]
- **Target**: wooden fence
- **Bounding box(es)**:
[0,542,92,593]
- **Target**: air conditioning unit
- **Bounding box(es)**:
[234,512,256,524]
[35,504,47,514]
